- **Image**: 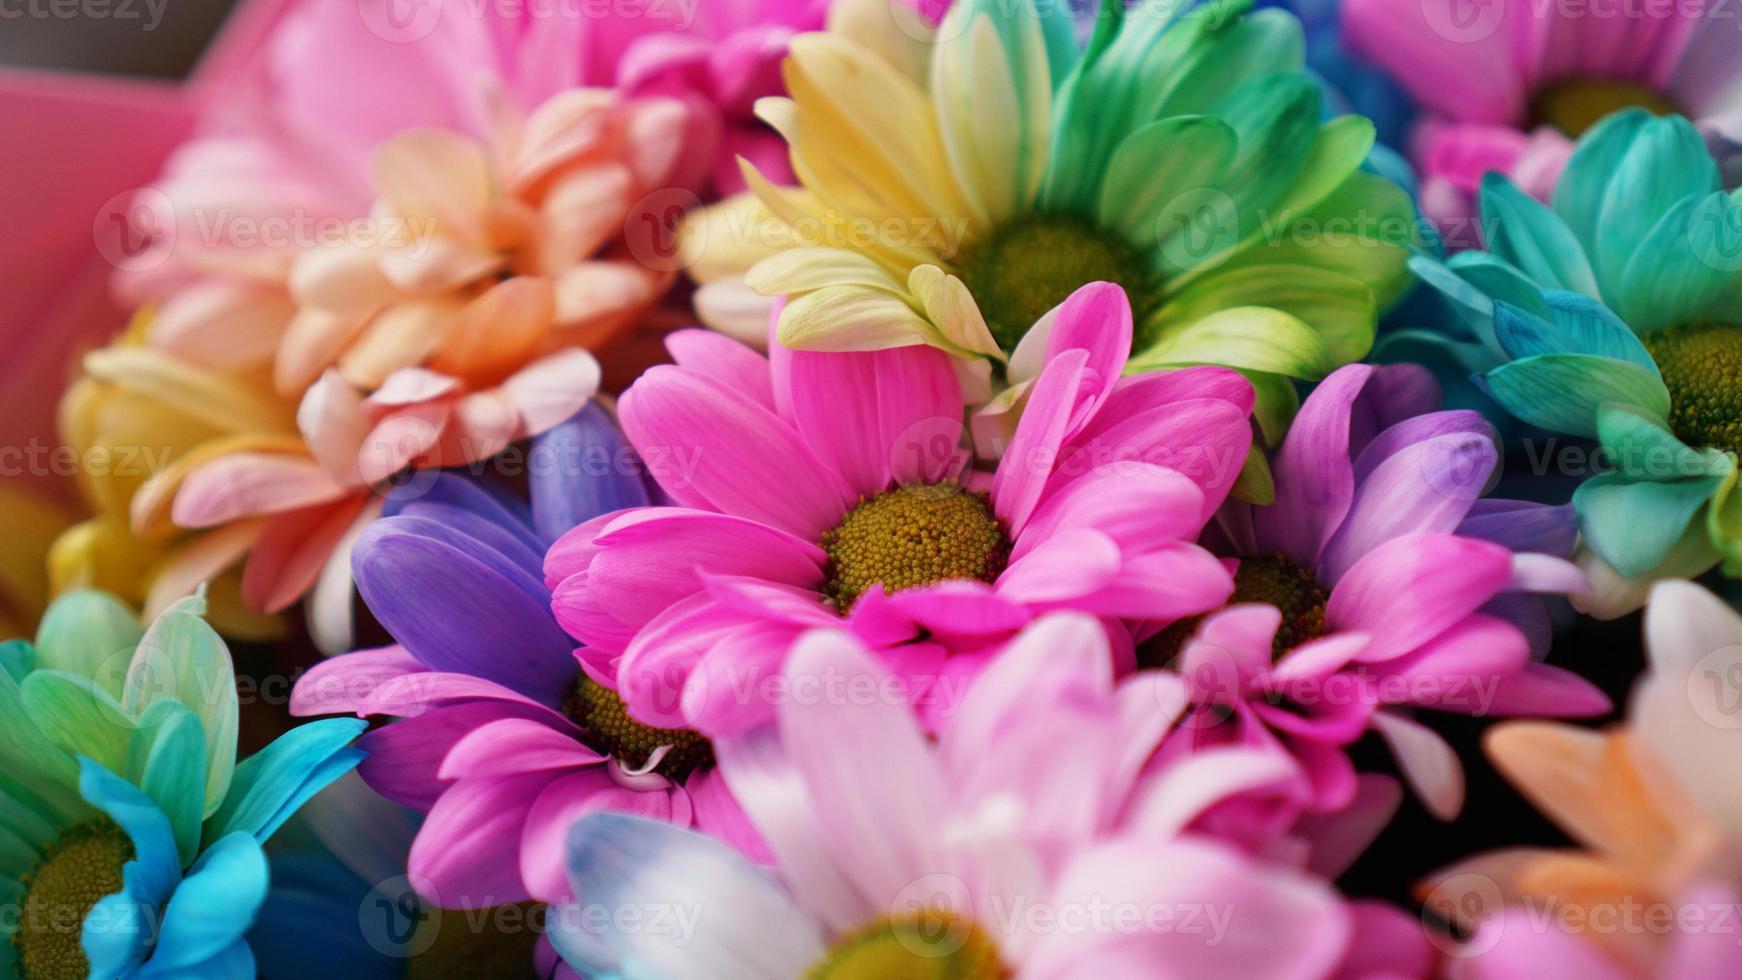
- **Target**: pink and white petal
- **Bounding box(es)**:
[368,367,462,407]
[941,613,1113,773]
[1370,709,1465,820]
[408,771,556,907]
[685,767,773,864]
[290,645,426,718]
[357,400,453,485]
[431,388,521,467]
[297,371,368,484]
[520,768,677,903]
[1058,542,1234,620]
[1371,614,1530,713]
[1180,605,1283,700]
[1326,534,1514,662]
[150,280,293,370]
[172,452,353,528]
[1124,746,1305,840]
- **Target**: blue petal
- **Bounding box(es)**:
[248,853,407,977]
[82,888,152,978]
[137,832,268,975]
[1479,353,1669,438]
[1491,292,1654,368]
[387,473,544,562]
[1480,173,1601,299]
[530,402,653,544]
[78,759,180,904]
[203,719,366,846]
[1553,108,1655,264]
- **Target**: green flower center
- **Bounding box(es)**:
[1642,320,1742,457]
[1529,78,1681,139]
[807,911,1005,980]
[405,903,543,980]
[15,821,133,980]
[821,482,1010,610]
[953,214,1160,354]
[565,676,715,782]
[1137,553,1329,668]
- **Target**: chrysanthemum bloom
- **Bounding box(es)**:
[291,413,758,909]
[1144,363,1608,819]
[50,319,299,641]
[0,589,365,977]
[1411,111,1742,616]
[1344,0,1742,242]
[1431,581,1742,978]
[550,615,1353,978]
[548,283,1252,736]
[685,0,1414,430]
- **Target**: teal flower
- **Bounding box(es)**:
[0,590,365,978]
[1411,109,1742,612]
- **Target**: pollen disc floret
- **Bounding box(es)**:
[954,214,1160,354]
[1642,320,1742,457]
[821,482,1010,610]
[807,911,1005,980]
[16,821,133,980]
[1140,553,1330,668]
[1529,78,1681,138]
[566,677,715,782]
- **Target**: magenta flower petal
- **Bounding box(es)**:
[408,772,556,907]
[1253,363,1374,567]
[1326,534,1515,663]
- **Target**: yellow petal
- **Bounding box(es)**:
[778,284,938,352]
[907,264,1002,359]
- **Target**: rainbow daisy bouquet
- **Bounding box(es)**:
[7,0,1742,976]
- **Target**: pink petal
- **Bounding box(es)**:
[438,717,605,781]
[1043,282,1133,433]
[290,645,426,717]
[992,348,1089,537]
[502,348,604,435]
[173,452,353,528]
[241,494,369,613]
[1253,364,1374,567]
[664,329,775,412]
[1013,463,1207,562]
[1326,534,1514,662]
[407,772,556,907]
[1370,709,1465,820]
[994,527,1121,604]
[519,768,681,903]
[587,508,825,625]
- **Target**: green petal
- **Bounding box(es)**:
[1099,115,1237,245]
[1214,172,1413,309]
[34,589,142,698]
[1480,354,1670,438]
[1151,264,1376,366]
[1706,463,1742,576]
[1616,192,1742,331]
[1480,173,1600,299]
[1241,368,1302,448]
[1232,443,1276,506]
[1594,115,1719,295]
[1130,306,1333,378]
[127,699,208,866]
[1252,114,1376,238]
[20,669,135,775]
[1594,402,1715,480]
[1575,467,1726,576]
[0,641,33,683]
[122,600,238,820]
[1150,7,1304,120]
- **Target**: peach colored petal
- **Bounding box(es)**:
[131,434,310,539]
[501,348,601,435]
[289,242,399,317]
[1488,724,1654,863]
[431,388,520,467]
[277,308,371,396]
[142,519,268,623]
[429,277,557,388]
[376,231,505,295]
[242,492,370,613]
[297,371,369,485]
[532,163,635,276]
[306,495,383,655]
[509,88,616,191]
[338,297,464,390]
[370,129,492,244]
[150,280,294,370]
[550,261,666,334]
[357,400,453,486]
[172,452,352,528]
[617,96,691,189]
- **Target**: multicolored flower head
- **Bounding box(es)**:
[0,589,365,978]
[1155,362,1607,818]
[548,283,1253,736]
[1344,0,1742,240]
[689,0,1414,431]
[1412,110,1742,613]
[291,407,756,909]
[551,614,1352,979]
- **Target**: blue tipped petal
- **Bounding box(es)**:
[553,813,824,980]
[78,759,180,903]
[1490,293,1654,368]
[137,832,268,976]
[203,718,367,846]
[530,402,654,544]
[1480,173,1600,300]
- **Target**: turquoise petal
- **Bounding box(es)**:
[83,888,151,978]
[1480,353,1670,438]
[1576,469,1727,576]
[34,590,141,697]
[1553,108,1654,266]
[1594,115,1720,294]
[0,640,34,682]
[202,718,367,847]
[139,832,268,975]
[1480,173,1601,299]
[127,700,208,866]
[122,599,237,820]
[1491,293,1655,367]
[1595,402,1718,481]
[78,758,180,904]
[1617,192,1742,331]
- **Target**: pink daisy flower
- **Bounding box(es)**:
[1148,363,1611,820]
[1344,0,1742,242]
[546,282,1255,736]
[551,614,1354,979]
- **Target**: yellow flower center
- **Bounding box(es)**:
[1529,78,1681,138]
[953,214,1159,354]
[405,903,544,980]
[565,676,715,782]
[821,482,1010,610]
[807,911,1005,980]
[15,822,133,980]
[1642,320,1742,457]
[1139,553,1330,667]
